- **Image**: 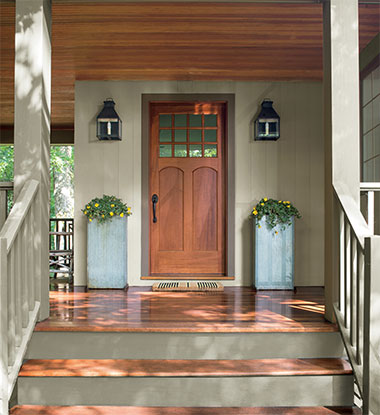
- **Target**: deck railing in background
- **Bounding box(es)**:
[333,183,380,415]
[0,180,40,415]
[0,182,14,232]
[360,182,380,235]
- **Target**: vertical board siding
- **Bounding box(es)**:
[75,81,324,286]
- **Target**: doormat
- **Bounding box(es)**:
[152,282,224,292]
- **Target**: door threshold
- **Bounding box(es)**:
[141,275,234,280]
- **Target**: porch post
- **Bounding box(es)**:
[13,0,51,320]
[323,0,361,321]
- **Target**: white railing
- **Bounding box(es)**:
[333,182,380,415]
[0,182,14,232]
[0,180,39,415]
[360,182,380,235]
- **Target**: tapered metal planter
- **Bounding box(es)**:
[87,216,127,289]
[254,216,294,290]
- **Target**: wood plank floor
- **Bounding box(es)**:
[19,358,352,378]
[10,405,362,414]
[35,287,337,333]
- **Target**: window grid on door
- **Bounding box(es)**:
[159,113,218,158]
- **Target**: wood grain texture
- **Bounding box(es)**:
[34,287,338,332]
[0,2,379,126]
[150,102,226,275]
[18,358,352,377]
[9,405,363,415]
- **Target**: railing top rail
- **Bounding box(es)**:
[360,182,380,191]
[0,181,14,190]
[334,182,371,249]
[0,180,39,253]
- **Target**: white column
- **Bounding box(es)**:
[13,0,51,320]
[323,0,361,321]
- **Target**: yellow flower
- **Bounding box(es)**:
[275,231,278,235]
[127,207,131,211]
[102,214,105,218]
[89,218,92,222]
[95,203,99,207]
[283,201,287,204]
[258,225,261,228]
[287,205,290,208]
[261,203,264,206]
[110,212,114,216]
[279,200,282,203]
[87,205,90,209]
[84,211,87,215]
[120,213,124,218]
[111,204,115,208]
[264,198,268,202]
[253,210,258,216]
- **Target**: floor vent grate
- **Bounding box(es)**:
[152,282,224,292]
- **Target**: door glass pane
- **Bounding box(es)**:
[204,144,217,158]
[159,130,172,142]
[174,130,187,142]
[174,145,187,157]
[204,114,217,127]
[174,114,187,127]
[189,130,202,142]
[159,114,172,128]
[189,144,202,157]
[189,114,202,127]
[204,129,217,142]
[159,144,172,157]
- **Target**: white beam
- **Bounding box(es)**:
[13,0,51,321]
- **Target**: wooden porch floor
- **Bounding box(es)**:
[35,287,337,333]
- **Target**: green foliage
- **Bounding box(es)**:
[0,145,74,218]
[251,198,301,229]
[82,195,132,223]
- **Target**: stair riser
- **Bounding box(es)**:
[26,332,344,359]
[18,375,353,407]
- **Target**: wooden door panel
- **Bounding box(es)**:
[193,167,217,252]
[159,167,184,251]
[150,102,226,277]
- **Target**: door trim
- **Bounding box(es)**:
[141,93,235,279]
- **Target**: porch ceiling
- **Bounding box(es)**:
[0,2,379,128]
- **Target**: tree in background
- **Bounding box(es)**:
[0,145,74,218]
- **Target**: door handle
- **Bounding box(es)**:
[152,194,158,223]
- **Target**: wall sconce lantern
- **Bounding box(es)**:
[254,99,280,141]
[96,98,122,141]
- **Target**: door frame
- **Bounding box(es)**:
[141,94,235,279]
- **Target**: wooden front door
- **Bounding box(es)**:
[149,102,226,277]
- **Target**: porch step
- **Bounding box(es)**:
[10,405,362,414]
[17,358,354,407]
[26,331,345,359]
[18,358,352,377]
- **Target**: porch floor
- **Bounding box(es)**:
[35,287,337,333]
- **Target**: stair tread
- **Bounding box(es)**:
[10,405,362,414]
[19,358,352,377]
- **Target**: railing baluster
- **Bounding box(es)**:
[8,248,15,367]
[344,215,349,328]
[357,245,364,366]
[14,235,22,347]
[339,208,345,314]
[350,229,356,347]
[21,221,28,328]
[0,238,8,415]
[27,212,34,311]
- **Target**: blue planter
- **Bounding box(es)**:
[87,216,128,289]
[254,216,294,290]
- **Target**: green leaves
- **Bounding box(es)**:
[82,195,132,223]
[251,198,301,229]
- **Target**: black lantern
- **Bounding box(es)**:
[96,99,122,140]
[254,100,280,141]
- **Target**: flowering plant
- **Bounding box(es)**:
[251,197,301,229]
[82,195,132,223]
